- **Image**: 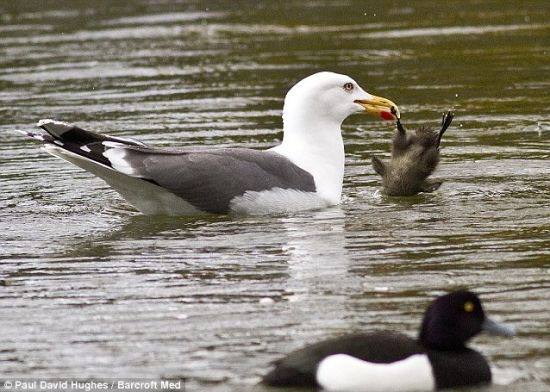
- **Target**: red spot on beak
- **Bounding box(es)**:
[380,111,395,121]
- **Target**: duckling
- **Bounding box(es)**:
[372,110,454,196]
[262,290,515,391]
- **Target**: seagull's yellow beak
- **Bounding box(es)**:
[354,95,400,121]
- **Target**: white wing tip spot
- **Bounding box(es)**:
[37,119,71,127]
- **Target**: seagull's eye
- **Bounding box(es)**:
[343,82,354,92]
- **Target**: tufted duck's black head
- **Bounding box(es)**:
[419,290,515,351]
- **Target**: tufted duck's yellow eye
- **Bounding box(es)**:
[464,301,475,313]
[343,82,354,92]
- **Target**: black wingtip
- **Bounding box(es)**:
[36,119,75,139]
[15,129,53,143]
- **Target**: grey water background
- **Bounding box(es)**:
[0,1,549,391]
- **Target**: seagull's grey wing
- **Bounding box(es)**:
[19,119,316,214]
[106,147,316,213]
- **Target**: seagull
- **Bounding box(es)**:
[18,72,399,216]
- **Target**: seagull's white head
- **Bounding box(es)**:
[282,71,399,132]
[274,72,400,205]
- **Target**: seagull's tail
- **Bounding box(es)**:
[18,119,197,215]
[19,119,162,209]
[18,119,146,169]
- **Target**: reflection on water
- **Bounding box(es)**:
[0,0,549,390]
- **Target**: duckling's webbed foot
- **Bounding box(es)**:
[396,119,406,137]
[391,112,410,154]
[390,106,407,134]
[437,111,454,147]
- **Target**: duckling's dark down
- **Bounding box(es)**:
[372,111,454,196]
